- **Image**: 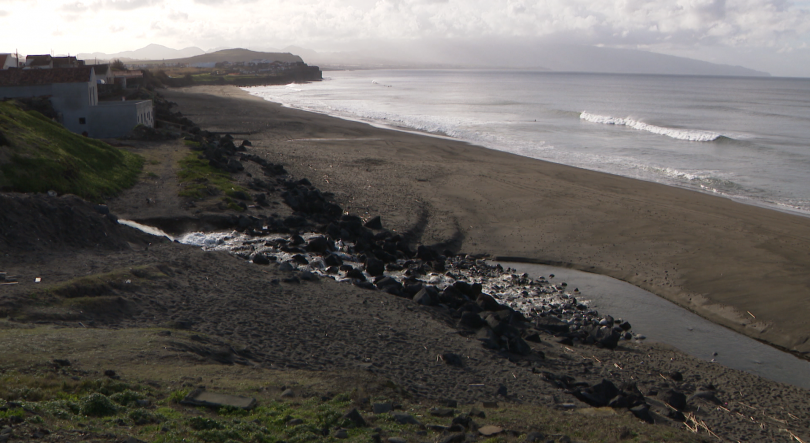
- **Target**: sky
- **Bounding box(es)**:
[2,0,810,76]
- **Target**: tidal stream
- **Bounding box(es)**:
[498,262,810,390]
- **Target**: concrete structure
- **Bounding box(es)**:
[90,64,114,84]
[0,54,19,69]
[90,100,154,138]
[112,70,143,88]
[53,56,83,68]
[0,67,153,138]
[25,55,53,69]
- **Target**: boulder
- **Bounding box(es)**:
[476,293,502,311]
[413,288,437,306]
[342,408,367,427]
[660,390,687,411]
[364,216,383,229]
[252,253,270,265]
[306,236,331,253]
[459,311,486,329]
[365,257,385,277]
[440,353,463,367]
[574,379,620,407]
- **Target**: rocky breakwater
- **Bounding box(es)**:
[166,132,756,434]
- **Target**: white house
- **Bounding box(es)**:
[0,67,153,138]
[0,54,19,69]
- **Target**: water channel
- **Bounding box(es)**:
[497,262,810,390]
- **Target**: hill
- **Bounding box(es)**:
[0,100,143,201]
[78,43,205,62]
[302,39,770,77]
[134,48,304,66]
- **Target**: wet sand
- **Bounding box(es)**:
[161,85,810,359]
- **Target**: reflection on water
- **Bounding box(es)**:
[499,262,810,390]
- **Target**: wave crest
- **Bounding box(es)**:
[580,112,721,142]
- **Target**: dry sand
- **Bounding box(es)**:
[161,85,810,358]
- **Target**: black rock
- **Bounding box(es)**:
[669,371,684,382]
[252,253,271,265]
[365,257,385,277]
[324,252,343,267]
[619,321,632,331]
[364,216,383,230]
[661,390,687,411]
[53,359,71,367]
[440,353,463,367]
[524,432,547,443]
[372,402,393,414]
[429,407,455,417]
[438,433,465,443]
[476,327,500,350]
[507,336,532,355]
[496,384,508,396]
[300,271,319,282]
[574,379,620,407]
[354,281,376,290]
[391,413,421,426]
[306,236,331,253]
[345,268,366,281]
[413,288,436,306]
[341,408,367,427]
[476,293,503,311]
[630,404,655,423]
[451,413,478,431]
[291,254,309,265]
[459,311,486,329]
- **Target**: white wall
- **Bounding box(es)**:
[89,100,153,138]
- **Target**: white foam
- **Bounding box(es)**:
[580,112,721,142]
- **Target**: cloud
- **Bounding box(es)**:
[167,9,188,20]
[109,24,125,32]
[0,10,8,17]
[61,1,93,12]
[103,0,158,10]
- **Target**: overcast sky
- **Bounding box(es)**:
[2,0,810,76]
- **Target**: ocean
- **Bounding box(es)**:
[244,70,810,216]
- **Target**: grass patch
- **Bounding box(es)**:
[177,152,247,209]
[0,100,144,202]
[0,327,704,443]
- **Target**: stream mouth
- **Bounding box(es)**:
[499,262,810,390]
[119,220,810,391]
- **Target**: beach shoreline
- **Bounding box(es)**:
[160,85,810,360]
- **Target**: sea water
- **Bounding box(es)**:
[245,70,810,216]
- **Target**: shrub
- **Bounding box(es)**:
[80,393,118,417]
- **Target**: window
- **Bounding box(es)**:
[79,117,86,124]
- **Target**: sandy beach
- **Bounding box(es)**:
[159,85,810,359]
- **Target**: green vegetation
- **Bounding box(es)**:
[0,100,144,201]
[177,152,248,210]
[0,327,705,443]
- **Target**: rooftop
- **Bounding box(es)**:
[0,67,93,87]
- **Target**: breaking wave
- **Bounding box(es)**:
[580,112,722,142]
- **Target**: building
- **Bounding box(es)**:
[111,70,143,88]
[0,54,20,69]
[0,67,153,138]
[90,64,114,84]
[53,56,84,68]
[24,55,53,69]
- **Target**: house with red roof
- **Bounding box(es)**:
[0,67,153,138]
